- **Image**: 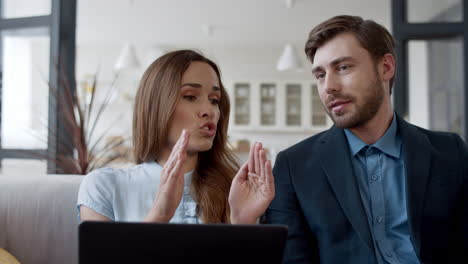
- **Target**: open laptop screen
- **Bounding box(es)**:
[79,221,288,264]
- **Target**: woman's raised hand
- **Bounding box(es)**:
[144,130,189,222]
[228,142,275,224]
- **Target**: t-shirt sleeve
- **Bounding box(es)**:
[77,168,116,220]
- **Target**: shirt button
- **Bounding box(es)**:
[371,174,378,181]
[386,252,393,257]
[377,216,383,223]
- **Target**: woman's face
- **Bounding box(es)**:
[166,61,222,154]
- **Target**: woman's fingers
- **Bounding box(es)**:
[259,149,266,180]
[168,151,185,184]
[171,130,188,160]
[165,133,183,170]
[246,142,273,194]
[255,142,262,174]
[235,162,249,182]
[265,160,274,195]
[166,130,189,176]
[248,141,256,173]
[162,130,189,182]
[248,172,261,182]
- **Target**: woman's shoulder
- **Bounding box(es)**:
[82,164,140,185]
[83,162,161,185]
[79,168,116,194]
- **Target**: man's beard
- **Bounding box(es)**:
[324,77,384,129]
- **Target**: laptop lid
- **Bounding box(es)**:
[79,221,288,264]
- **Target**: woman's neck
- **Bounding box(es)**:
[156,149,198,174]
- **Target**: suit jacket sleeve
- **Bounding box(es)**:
[265,151,319,264]
[454,134,468,255]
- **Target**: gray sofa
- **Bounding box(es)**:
[0,174,83,264]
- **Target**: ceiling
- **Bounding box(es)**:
[76,0,392,47]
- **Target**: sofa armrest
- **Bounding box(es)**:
[0,174,83,264]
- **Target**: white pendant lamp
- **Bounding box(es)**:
[114,43,141,71]
[285,0,295,8]
[276,44,303,71]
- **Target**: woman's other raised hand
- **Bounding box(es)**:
[229,142,275,224]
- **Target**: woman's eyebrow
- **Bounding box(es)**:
[181,83,202,88]
[181,83,220,91]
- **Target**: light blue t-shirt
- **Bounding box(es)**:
[77,160,200,223]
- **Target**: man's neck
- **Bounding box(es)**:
[349,101,394,145]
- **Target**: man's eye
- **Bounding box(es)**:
[316,73,325,80]
[183,95,196,101]
[338,65,349,71]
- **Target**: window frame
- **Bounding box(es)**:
[0,0,77,173]
[392,0,468,138]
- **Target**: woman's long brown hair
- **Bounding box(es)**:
[132,50,239,223]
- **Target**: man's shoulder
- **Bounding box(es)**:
[406,122,460,142]
[401,121,465,152]
[280,128,332,157]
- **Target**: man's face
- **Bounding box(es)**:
[311,32,385,129]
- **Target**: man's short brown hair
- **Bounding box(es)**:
[305,15,396,91]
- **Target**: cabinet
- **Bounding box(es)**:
[231,81,330,132]
[311,84,327,126]
[260,84,276,125]
[286,84,301,126]
[234,83,250,125]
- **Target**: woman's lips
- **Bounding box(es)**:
[199,127,216,137]
[198,122,216,137]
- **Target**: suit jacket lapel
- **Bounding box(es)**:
[318,126,374,251]
[397,116,431,255]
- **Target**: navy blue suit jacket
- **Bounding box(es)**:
[265,116,468,263]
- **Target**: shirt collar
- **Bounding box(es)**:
[344,113,401,158]
[143,160,194,185]
[344,128,368,156]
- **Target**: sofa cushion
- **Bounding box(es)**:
[0,174,83,264]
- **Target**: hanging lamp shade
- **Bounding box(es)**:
[276,44,303,71]
[114,43,140,71]
[285,0,295,8]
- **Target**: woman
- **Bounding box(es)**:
[77,50,274,224]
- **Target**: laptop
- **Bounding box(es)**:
[79,221,288,264]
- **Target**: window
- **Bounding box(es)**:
[0,0,77,174]
[392,0,467,139]
[1,27,50,150]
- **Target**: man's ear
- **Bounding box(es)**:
[379,53,396,82]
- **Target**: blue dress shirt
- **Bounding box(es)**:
[344,114,419,264]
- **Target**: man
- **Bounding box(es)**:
[265,15,467,263]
